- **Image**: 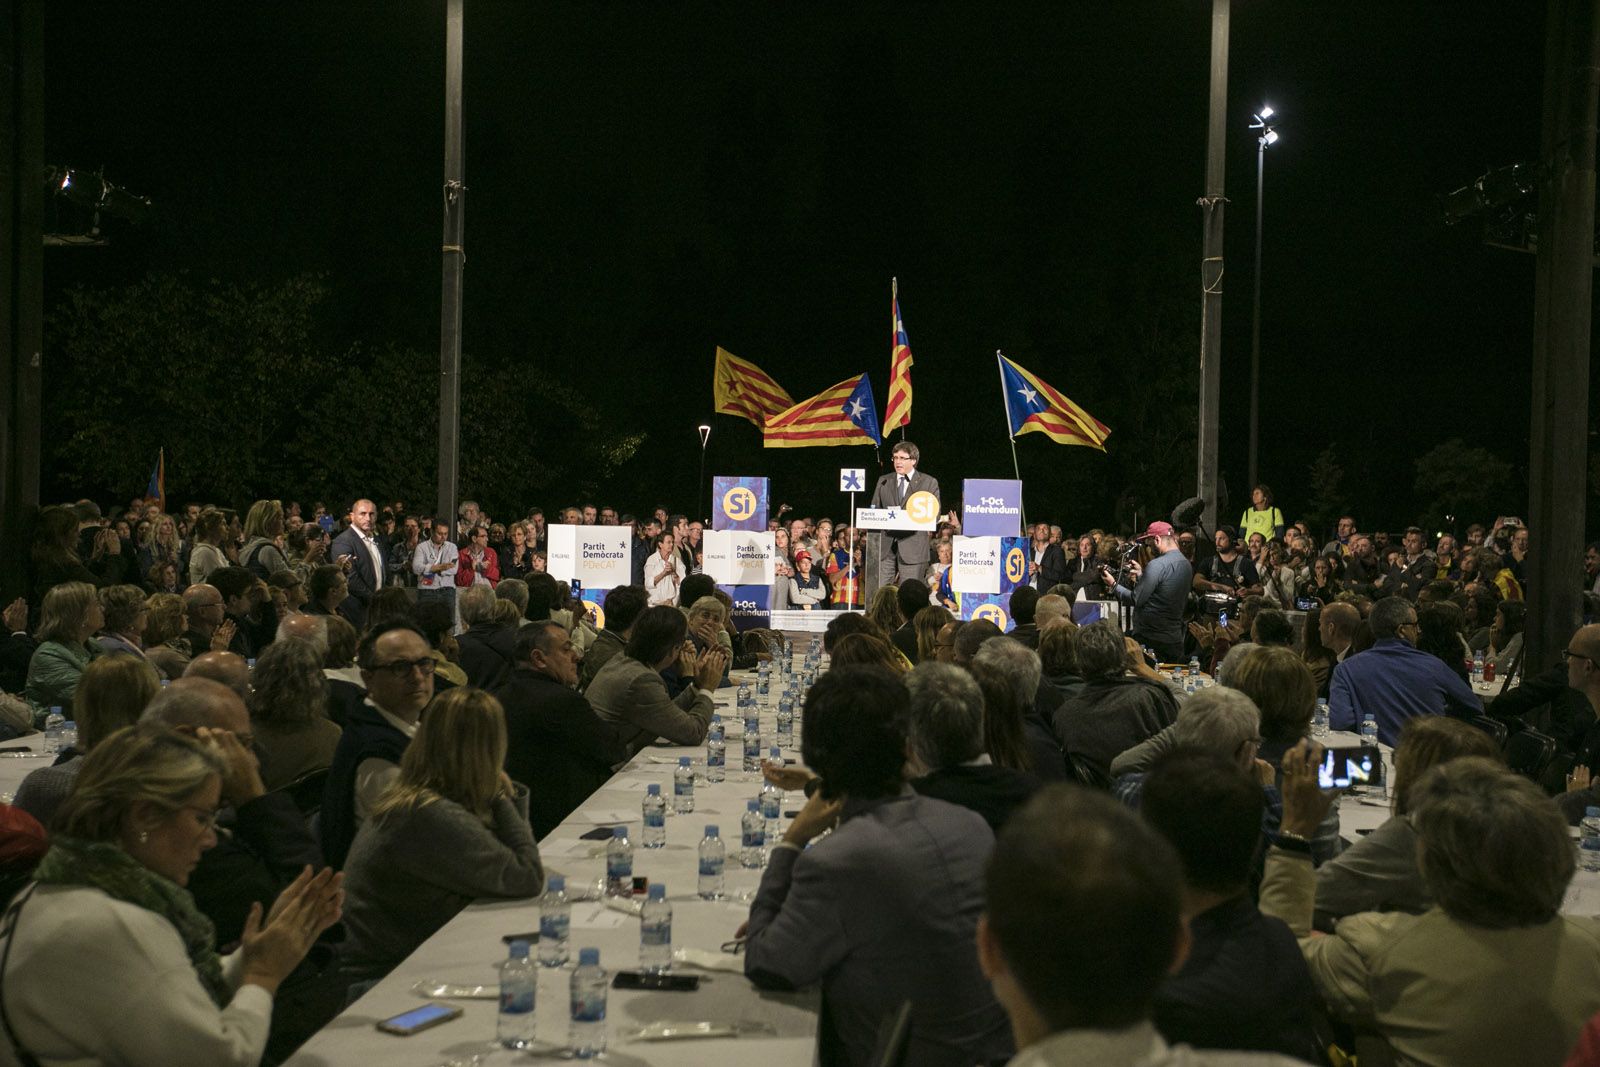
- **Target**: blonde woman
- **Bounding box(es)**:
[239,500,290,577]
[145,592,193,679]
[25,581,103,719]
[338,688,544,983]
[0,723,342,1066]
[137,513,184,582]
[866,584,905,635]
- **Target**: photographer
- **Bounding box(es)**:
[1193,527,1263,599]
[1103,522,1192,664]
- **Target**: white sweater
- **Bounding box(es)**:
[0,884,272,1067]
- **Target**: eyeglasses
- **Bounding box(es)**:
[1563,649,1597,667]
[369,657,437,678]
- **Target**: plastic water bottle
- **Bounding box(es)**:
[1471,651,1485,684]
[1360,714,1379,747]
[537,874,570,967]
[497,940,537,1049]
[59,721,78,753]
[42,708,64,755]
[741,799,766,868]
[737,680,754,713]
[776,695,795,746]
[641,785,666,848]
[761,757,782,843]
[706,716,726,783]
[755,668,770,704]
[698,825,725,899]
[639,883,672,974]
[743,708,762,772]
[673,757,695,814]
[605,827,633,896]
[1581,809,1600,873]
[569,947,607,1058]
[1313,702,1330,738]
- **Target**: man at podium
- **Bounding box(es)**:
[870,440,940,592]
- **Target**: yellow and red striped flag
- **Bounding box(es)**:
[998,352,1111,450]
[763,374,883,449]
[712,347,794,427]
[883,278,913,433]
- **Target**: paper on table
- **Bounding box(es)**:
[1565,884,1600,917]
[673,948,744,973]
[567,809,634,824]
[570,901,630,929]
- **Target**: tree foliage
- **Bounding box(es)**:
[1412,439,1515,532]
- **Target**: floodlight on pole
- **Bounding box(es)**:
[1246,104,1278,491]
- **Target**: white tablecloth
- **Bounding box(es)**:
[0,736,52,801]
[286,674,820,1065]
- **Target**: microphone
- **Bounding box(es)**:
[1171,497,1207,528]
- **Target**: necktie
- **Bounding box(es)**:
[899,476,909,503]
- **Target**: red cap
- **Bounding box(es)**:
[793,549,812,562]
[1136,521,1175,541]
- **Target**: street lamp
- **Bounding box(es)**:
[697,424,712,523]
[1246,104,1279,492]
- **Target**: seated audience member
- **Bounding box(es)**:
[266,569,308,616]
[95,583,154,665]
[578,584,647,692]
[362,587,415,632]
[1315,716,1499,925]
[209,566,279,661]
[1008,586,1042,650]
[25,580,102,720]
[494,578,534,629]
[971,638,1067,781]
[185,651,252,702]
[914,605,955,665]
[979,784,1304,1067]
[412,597,467,689]
[887,580,931,662]
[1050,620,1178,787]
[141,678,326,948]
[866,584,906,636]
[0,803,48,906]
[248,638,342,793]
[303,564,349,620]
[1329,596,1481,744]
[15,655,158,827]
[179,583,230,660]
[0,722,341,1067]
[454,584,518,691]
[1112,687,1266,806]
[1034,592,1072,633]
[320,621,435,867]
[829,632,910,674]
[906,662,1041,831]
[1416,601,1470,682]
[587,605,726,756]
[685,594,735,664]
[144,591,193,679]
[1264,748,1600,1066]
[0,597,37,695]
[339,688,544,983]
[1485,599,1525,676]
[951,617,1002,667]
[493,622,627,837]
[1037,623,1083,698]
[744,665,1013,1067]
[1140,749,1322,1062]
[1319,601,1360,666]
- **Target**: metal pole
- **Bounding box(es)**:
[848,490,857,607]
[1196,0,1230,531]
[1526,0,1599,673]
[1248,134,1264,491]
[996,350,1028,533]
[435,0,465,538]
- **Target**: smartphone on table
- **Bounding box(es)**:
[376,1002,463,1036]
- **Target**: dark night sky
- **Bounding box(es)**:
[41,3,1560,529]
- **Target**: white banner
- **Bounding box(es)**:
[950,535,1002,595]
[855,497,940,532]
[544,525,632,589]
[702,530,776,586]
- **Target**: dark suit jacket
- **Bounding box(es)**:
[911,763,1040,833]
[187,790,324,948]
[889,621,919,664]
[330,526,381,625]
[1033,542,1068,591]
[455,622,519,691]
[869,469,941,566]
[493,667,628,838]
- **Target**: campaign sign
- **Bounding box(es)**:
[719,583,772,633]
[999,536,1030,594]
[957,591,1015,633]
[712,475,769,532]
[702,530,776,586]
[545,525,632,589]
[950,535,1002,595]
[962,479,1024,538]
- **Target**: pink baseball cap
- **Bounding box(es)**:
[1136,521,1174,541]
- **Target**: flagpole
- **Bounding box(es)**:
[996,350,1028,533]
[892,276,905,441]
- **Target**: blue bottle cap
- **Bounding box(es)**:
[612,826,627,838]
[770,747,782,758]
[679,757,690,766]
[578,947,600,966]
[547,874,565,892]
[509,939,530,958]
[647,884,666,900]
[704,825,719,837]
[647,783,661,795]
[747,799,759,811]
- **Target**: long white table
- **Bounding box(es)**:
[0,735,53,800]
[286,671,820,1066]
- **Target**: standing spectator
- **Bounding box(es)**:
[144,559,182,597]
[454,525,500,589]
[412,521,459,617]
[187,509,231,588]
[1106,522,1194,664]
[788,550,828,609]
[25,581,103,719]
[386,516,421,589]
[86,526,136,587]
[30,506,98,601]
[239,500,291,578]
[209,567,280,662]
[643,531,685,607]
[1238,484,1286,543]
[329,499,385,628]
[135,513,184,582]
[499,522,535,582]
[302,565,350,624]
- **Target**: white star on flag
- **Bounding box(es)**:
[1017,384,1039,408]
[848,397,866,419]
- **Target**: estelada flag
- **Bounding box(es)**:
[998,353,1111,450]
[763,374,883,449]
[883,280,913,433]
[712,347,794,427]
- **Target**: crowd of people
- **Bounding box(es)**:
[0,482,1599,1066]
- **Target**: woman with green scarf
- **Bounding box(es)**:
[0,723,342,1066]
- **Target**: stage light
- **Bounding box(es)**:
[1263,129,1279,146]
[1259,104,1274,120]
